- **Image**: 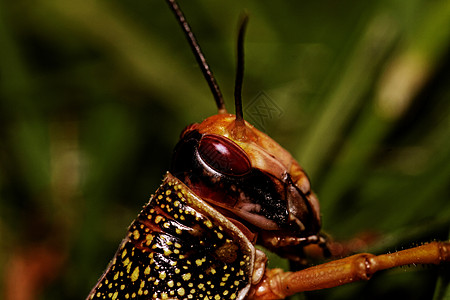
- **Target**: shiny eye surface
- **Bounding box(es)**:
[198,134,251,176]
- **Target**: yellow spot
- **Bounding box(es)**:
[168,280,174,288]
[123,257,130,267]
[145,234,153,246]
[198,283,205,289]
[166,190,172,195]
[159,271,167,280]
[121,249,127,259]
[182,273,191,281]
[217,232,223,239]
[164,249,173,256]
[113,272,119,280]
[161,292,169,299]
[204,220,213,228]
[195,259,203,266]
[112,291,118,300]
[177,287,185,296]
[120,284,125,290]
[215,295,221,300]
[144,265,150,275]
[131,267,139,282]
[155,215,163,224]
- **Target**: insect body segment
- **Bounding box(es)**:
[88,173,255,300]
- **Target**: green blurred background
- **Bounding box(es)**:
[0,0,449,299]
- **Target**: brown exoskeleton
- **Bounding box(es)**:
[87,1,450,299]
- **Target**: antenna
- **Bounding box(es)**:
[234,13,249,125]
[165,0,227,114]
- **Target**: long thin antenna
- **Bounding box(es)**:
[234,13,249,124]
[165,0,227,114]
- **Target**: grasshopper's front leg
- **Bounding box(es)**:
[247,241,450,300]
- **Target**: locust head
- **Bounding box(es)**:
[171,114,322,248]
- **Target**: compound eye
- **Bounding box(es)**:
[198,134,251,176]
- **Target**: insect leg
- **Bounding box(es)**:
[247,241,450,300]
